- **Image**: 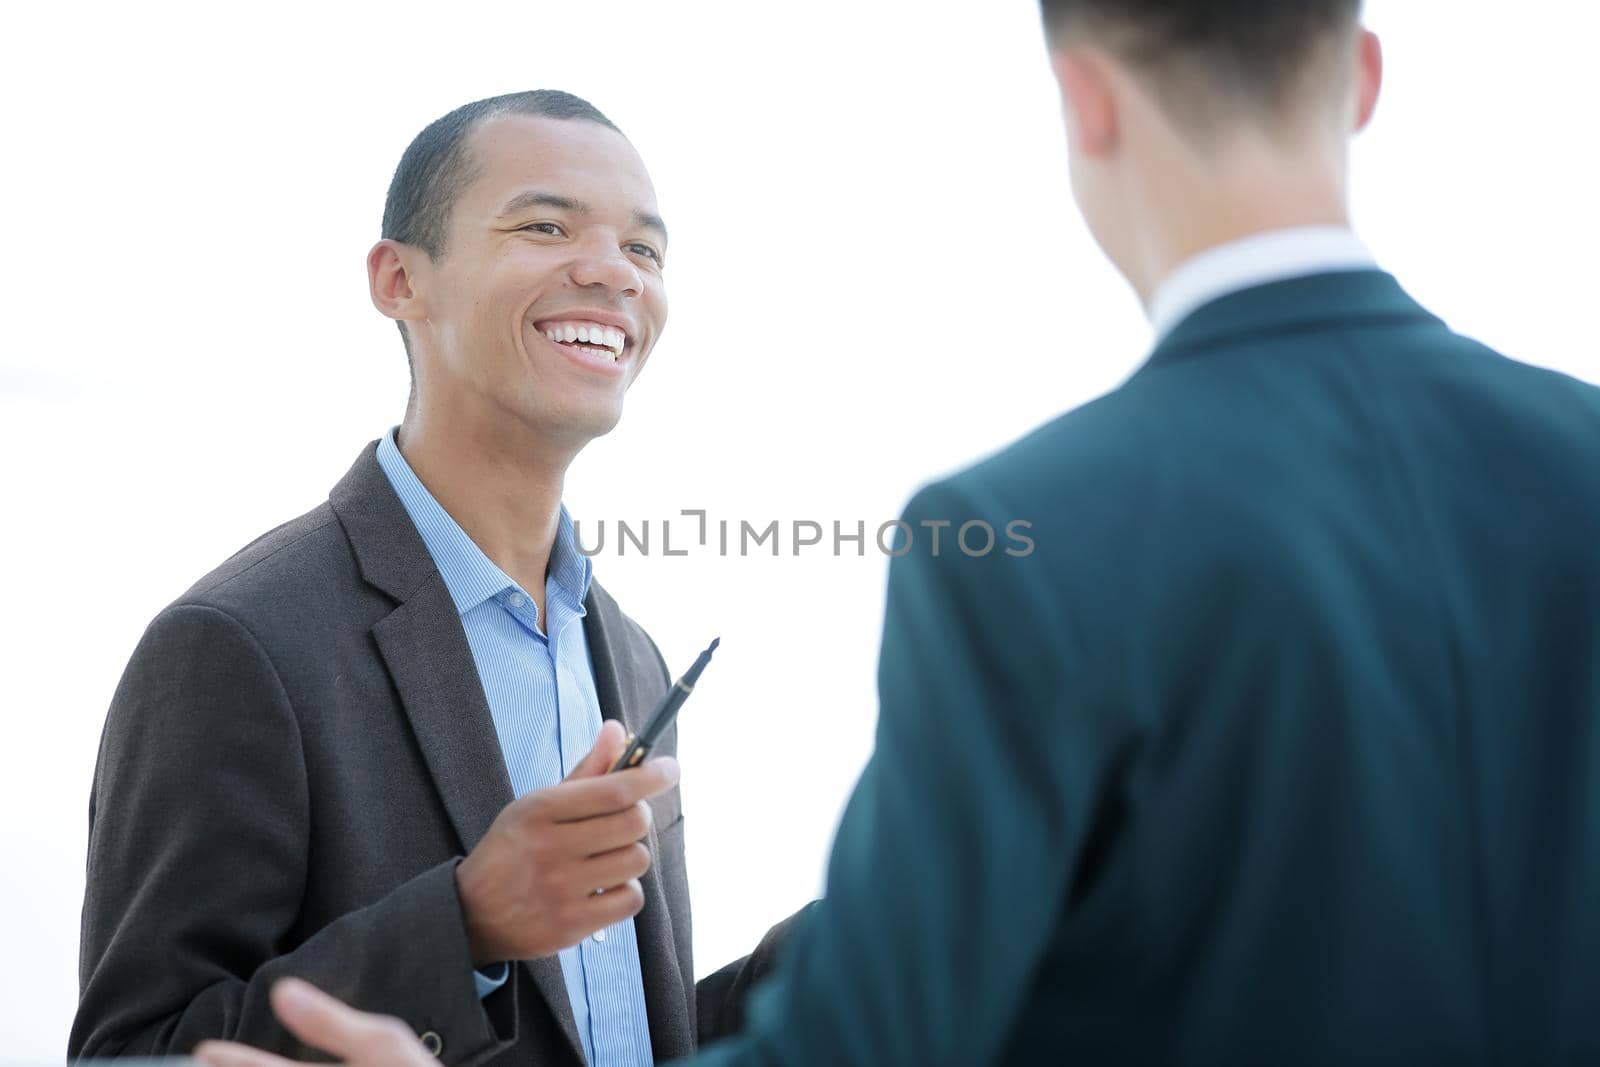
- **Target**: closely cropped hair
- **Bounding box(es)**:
[381,90,624,373]
[1039,0,1362,119]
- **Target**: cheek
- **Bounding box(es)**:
[646,281,668,338]
[629,296,666,383]
[488,246,560,311]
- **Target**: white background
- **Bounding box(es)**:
[2,0,1597,1059]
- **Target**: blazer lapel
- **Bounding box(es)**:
[584,584,695,1061]
[370,582,512,854]
[330,441,586,1064]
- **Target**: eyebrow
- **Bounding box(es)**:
[497,189,668,244]
[632,209,669,244]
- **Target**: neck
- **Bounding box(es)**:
[396,400,576,596]
[1123,129,1352,306]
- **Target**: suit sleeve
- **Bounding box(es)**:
[679,478,1122,1066]
[70,603,516,1066]
[693,902,817,1043]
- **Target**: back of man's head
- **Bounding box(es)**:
[1039,0,1364,133]
[1038,1,1378,299]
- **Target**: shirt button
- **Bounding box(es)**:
[508,592,526,608]
[593,928,608,943]
[419,1031,443,1057]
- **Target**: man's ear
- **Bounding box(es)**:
[367,239,428,325]
[1353,28,1383,133]
[1051,45,1120,159]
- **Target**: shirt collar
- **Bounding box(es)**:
[375,427,592,617]
[1146,225,1378,342]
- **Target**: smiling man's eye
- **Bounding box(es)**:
[521,221,564,235]
[627,243,663,265]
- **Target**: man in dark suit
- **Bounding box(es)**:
[72,90,798,1067]
[195,3,1600,1065]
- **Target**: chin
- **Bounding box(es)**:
[563,400,627,443]
[501,393,625,450]
[584,413,624,439]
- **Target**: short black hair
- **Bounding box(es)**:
[1039,0,1363,124]
[380,90,624,377]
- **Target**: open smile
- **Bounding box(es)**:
[531,318,630,365]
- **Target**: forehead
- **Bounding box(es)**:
[456,113,658,220]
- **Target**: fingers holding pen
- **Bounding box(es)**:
[485,794,659,882]
[584,878,647,925]
[454,752,679,964]
[579,840,654,891]
[537,756,681,824]
[551,799,657,854]
[531,844,649,915]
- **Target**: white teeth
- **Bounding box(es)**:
[536,320,628,357]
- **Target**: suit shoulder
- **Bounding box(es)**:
[1449,332,1600,422]
[920,383,1158,518]
[172,500,354,620]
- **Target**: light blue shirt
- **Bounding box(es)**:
[376,427,654,1067]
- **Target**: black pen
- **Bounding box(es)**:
[610,637,720,772]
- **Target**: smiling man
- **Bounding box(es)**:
[71,91,798,1067]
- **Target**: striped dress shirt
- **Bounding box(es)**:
[376,427,654,1067]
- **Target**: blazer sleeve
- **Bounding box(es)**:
[693,901,817,1043]
[70,603,517,1067]
[680,477,1125,1066]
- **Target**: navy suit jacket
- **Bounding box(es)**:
[688,271,1600,1065]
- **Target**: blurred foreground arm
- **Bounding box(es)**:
[196,979,435,1067]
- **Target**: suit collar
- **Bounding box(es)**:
[1146,226,1376,342]
[1140,269,1443,372]
[328,440,438,603]
[373,427,594,617]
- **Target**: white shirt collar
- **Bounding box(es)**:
[1146,225,1378,341]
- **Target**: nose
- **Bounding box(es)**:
[569,235,644,298]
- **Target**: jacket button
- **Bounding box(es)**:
[420,1030,443,1057]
